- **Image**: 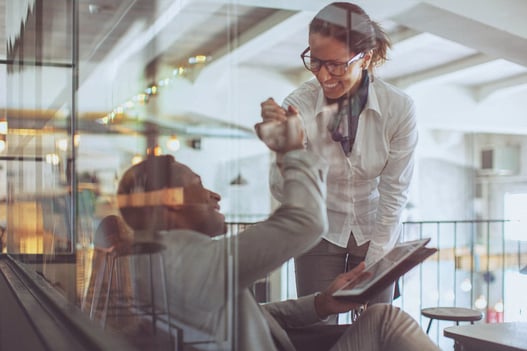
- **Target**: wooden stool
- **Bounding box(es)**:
[421,307,483,334]
[90,241,170,336]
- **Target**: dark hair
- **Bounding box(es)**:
[118,154,183,194]
[117,154,179,231]
[309,2,391,70]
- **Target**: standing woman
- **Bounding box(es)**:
[261,2,417,319]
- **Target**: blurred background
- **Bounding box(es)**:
[1,1,527,349]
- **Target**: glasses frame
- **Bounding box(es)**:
[300,47,364,76]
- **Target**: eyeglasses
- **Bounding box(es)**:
[300,47,364,76]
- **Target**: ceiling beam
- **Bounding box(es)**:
[203,0,331,12]
[209,0,420,19]
[390,3,527,68]
[106,0,218,75]
[388,53,495,88]
[388,3,527,96]
[472,72,527,101]
[389,27,421,44]
[202,10,314,74]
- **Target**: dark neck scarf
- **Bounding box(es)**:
[327,70,369,156]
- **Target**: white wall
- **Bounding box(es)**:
[126,65,527,219]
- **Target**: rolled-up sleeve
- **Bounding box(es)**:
[261,294,321,329]
[237,150,329,289]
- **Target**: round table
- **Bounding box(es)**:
[421,307,483,334]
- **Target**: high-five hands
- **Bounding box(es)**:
[255,98,304,153]
[260,97,294,123]
[314,262,372,319]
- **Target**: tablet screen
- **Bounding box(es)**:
[334,238,430,296]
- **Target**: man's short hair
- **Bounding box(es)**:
[117,154,183,231]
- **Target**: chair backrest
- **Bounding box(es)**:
[82,214,133,315]
[94,214,132,249]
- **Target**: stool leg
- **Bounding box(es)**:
[453,340,463,351]
[90,253,108,320]
[115,258,123,303]
[149,253,157,334]
[159,253,172,346]
[426,319,433,334]
[102,255,116,328]
[173,327,184,351]
[114,257,126,324]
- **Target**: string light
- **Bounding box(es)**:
[188,55,211,64]
[0,119,7,134]
[146,145,163,156]
[46,153,60,165]
[98,55,212,125]
[474,295,487,309]
[0,118,7,152]
[166,135,181,152]
[173,66,186,76]
[460,278,472,292]
[57,138,68,151]
[494,300,504,313]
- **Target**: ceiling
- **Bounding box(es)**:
[2,0,527,139]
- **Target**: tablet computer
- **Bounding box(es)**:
[333,238,437,303]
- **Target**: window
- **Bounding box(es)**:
[504,192,527,241]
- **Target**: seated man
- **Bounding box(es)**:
[116,116,438,351]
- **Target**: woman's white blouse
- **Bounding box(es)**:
[270,78,418,266]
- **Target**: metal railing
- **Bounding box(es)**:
[227,219,527,346]
[398,220,527,347]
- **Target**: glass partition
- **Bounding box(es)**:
[4,1,76,265]
[3,1,527,350]
[1,0,274,349]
